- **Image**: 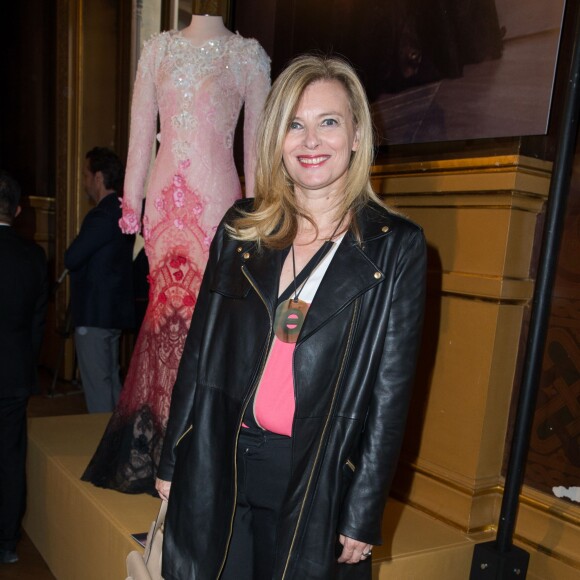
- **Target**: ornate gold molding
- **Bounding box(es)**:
[394,457,580,570]
[55,0,83,326]
[28,196,56,249]
[372,155,552,200]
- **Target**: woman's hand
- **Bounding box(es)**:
[337,534,373,564]
[155,478,172,501]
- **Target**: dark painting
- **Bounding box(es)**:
[235,0,567,145]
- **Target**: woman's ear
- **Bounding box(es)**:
[352,127,360,152]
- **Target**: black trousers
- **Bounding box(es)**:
[221,427,292,580]
[0,396,28,551]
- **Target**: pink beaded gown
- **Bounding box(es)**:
[82,30,270,494]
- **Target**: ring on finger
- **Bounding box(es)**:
[362,550,372,558]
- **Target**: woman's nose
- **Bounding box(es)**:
[303,127,320,149]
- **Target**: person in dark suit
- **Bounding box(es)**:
[0,171,48,565]
[65,147,135,413]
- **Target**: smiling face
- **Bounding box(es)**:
[282,80,359,204]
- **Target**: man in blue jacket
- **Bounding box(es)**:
[65,148,135,413]
[0,171,47,564]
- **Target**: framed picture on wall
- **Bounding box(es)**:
[235,0,567,146]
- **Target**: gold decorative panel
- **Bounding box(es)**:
[371,155,550,531]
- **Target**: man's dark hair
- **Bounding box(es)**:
[0,170,21,221]
[86,147,125,192]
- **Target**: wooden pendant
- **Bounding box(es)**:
[274,298,310,343]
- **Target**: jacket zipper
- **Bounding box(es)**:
[174,424,193,447]
[281,298,360,579]
[215,264,274,579]
[345,458,356,472]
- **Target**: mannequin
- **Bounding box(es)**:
[81,8,270,494]
[180,14,233,45]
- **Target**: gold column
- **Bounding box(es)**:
[373,155,580,575]
[374,155,551,533]
[54,0,128,379]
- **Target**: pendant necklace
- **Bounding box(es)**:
[274,218,344,343]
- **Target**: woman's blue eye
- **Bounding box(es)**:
[322,118,338,126]
[289,121,302,130]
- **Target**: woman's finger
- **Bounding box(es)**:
[337,535,372,563]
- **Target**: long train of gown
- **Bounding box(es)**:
[81,30,270,494]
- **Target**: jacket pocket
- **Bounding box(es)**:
[340,458,356,503]
[175,424,193,448]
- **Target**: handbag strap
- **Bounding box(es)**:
[144,499,167,564]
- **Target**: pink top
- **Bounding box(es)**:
[253,339,295,436]
[250,233,345,436]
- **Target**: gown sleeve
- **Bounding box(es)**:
[119,34,163,233]
[241,40,270,198]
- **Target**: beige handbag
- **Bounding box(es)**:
[126,499,167,580]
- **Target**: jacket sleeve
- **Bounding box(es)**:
[156,218,226,481]
[338,228,427,545]
[64,208,118,271]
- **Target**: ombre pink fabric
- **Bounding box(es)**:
[117,30,270,429]
[82,31,270,493]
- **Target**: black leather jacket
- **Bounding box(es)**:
[158,200,427,580]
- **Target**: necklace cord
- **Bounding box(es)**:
[290,215,346,302]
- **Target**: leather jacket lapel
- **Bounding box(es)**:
[298,203,396,342]
[298,232,384,342]
[232,202,396,332]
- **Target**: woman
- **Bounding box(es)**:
[156,55,427,579]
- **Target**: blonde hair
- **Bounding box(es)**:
[229,54,382,248]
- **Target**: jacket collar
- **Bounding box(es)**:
[241,202,394,339]
[353,201,397,243]
[297,230,383,342]
[241,243,289,316]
